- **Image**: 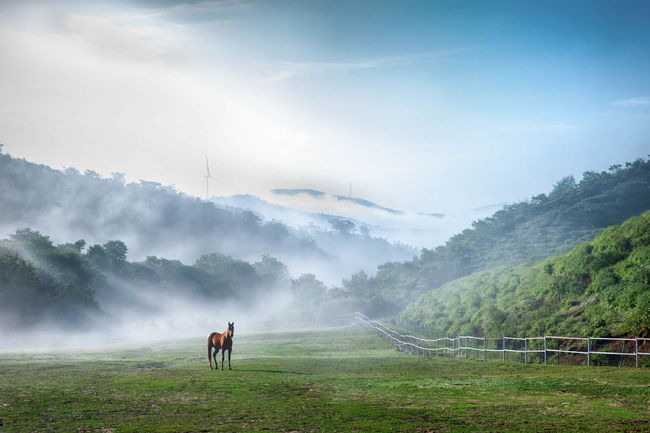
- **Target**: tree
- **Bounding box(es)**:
[292,273,327,301]
[329,218,355,235]
[343,270,370,296]
[103,240,127,264]
[86,244,109,269]
[110,172,126,185]
[550,175,577,197]
[530,193,548,205]
[254,254,289,288]
[581,170,602,185]
[10,228,53,252]
[57,240,86,254]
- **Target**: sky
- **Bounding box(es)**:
[1,0,649,213]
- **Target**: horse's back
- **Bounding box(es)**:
[208,332,223,348]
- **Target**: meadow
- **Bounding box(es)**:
[0,327,648,432]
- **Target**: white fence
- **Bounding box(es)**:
[354,312,650,368]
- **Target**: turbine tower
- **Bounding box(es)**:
[204,155,221,199]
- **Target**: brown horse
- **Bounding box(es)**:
[207,322,234,370]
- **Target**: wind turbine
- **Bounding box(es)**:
[204,155,221,199]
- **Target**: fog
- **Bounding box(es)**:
[3,146,541,353]
[216,191,501,249]
[0,151,423,287]
[1,150,415,349]
[0,224,330,351]
[1,0,649,358]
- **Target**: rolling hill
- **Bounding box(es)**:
[359,158,650,309]
[400,210,650,338]
[0,150,414,282]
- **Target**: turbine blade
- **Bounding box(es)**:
[205,155,211,177]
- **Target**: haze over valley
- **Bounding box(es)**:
[1,0,649,350]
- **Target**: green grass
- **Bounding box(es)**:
[1,328,648,432]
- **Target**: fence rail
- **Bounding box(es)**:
[354,312,650,367]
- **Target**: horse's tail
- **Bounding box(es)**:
[207,333,215,369]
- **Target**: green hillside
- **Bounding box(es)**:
[361,158,650,311]
[400,211,650,338]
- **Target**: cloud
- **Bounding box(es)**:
[127,0,255,21]
[611,97,650,108]
[61,13,185,64]
[262,48,473,81]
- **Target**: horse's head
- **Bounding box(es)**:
[228,321,235,338]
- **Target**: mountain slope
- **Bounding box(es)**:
[400,210,650,338]
[364,158,650,308]
[0,152,419,282]
[270,188,406,214]
[0,152,326,266]
[211,194,417,276]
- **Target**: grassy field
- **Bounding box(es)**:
[0,327,648,432]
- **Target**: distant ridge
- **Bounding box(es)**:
[270,188,447,219]
[333,195,404,215]
[417,212,446,218]
[270,188,410,215]
[271,188,325,197]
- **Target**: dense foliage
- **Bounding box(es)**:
[0,151,325,265]
[400,211,650,337]
[358,158,650,311]
[0,229,298,330]
[0,150,414,280]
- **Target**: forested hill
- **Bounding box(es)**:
[0,151,415,281]
[400,210,650,338]
[363,158,650,309]
[0,228,295,331]
[0,152,324,266]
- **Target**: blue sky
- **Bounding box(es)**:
[1,0,648,212]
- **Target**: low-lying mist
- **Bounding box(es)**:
[0,151,420,286]
[0,293,293,352]
[0,228,364,351]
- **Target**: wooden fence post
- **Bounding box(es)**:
[587,338,591,366]
[502,337,506,362]
[636,338,639,368]
[544,336,547,365]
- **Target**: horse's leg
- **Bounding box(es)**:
[221,347,225,370]
[213,348,219,370]
[228,348,232,370]
[208,342,213,370]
